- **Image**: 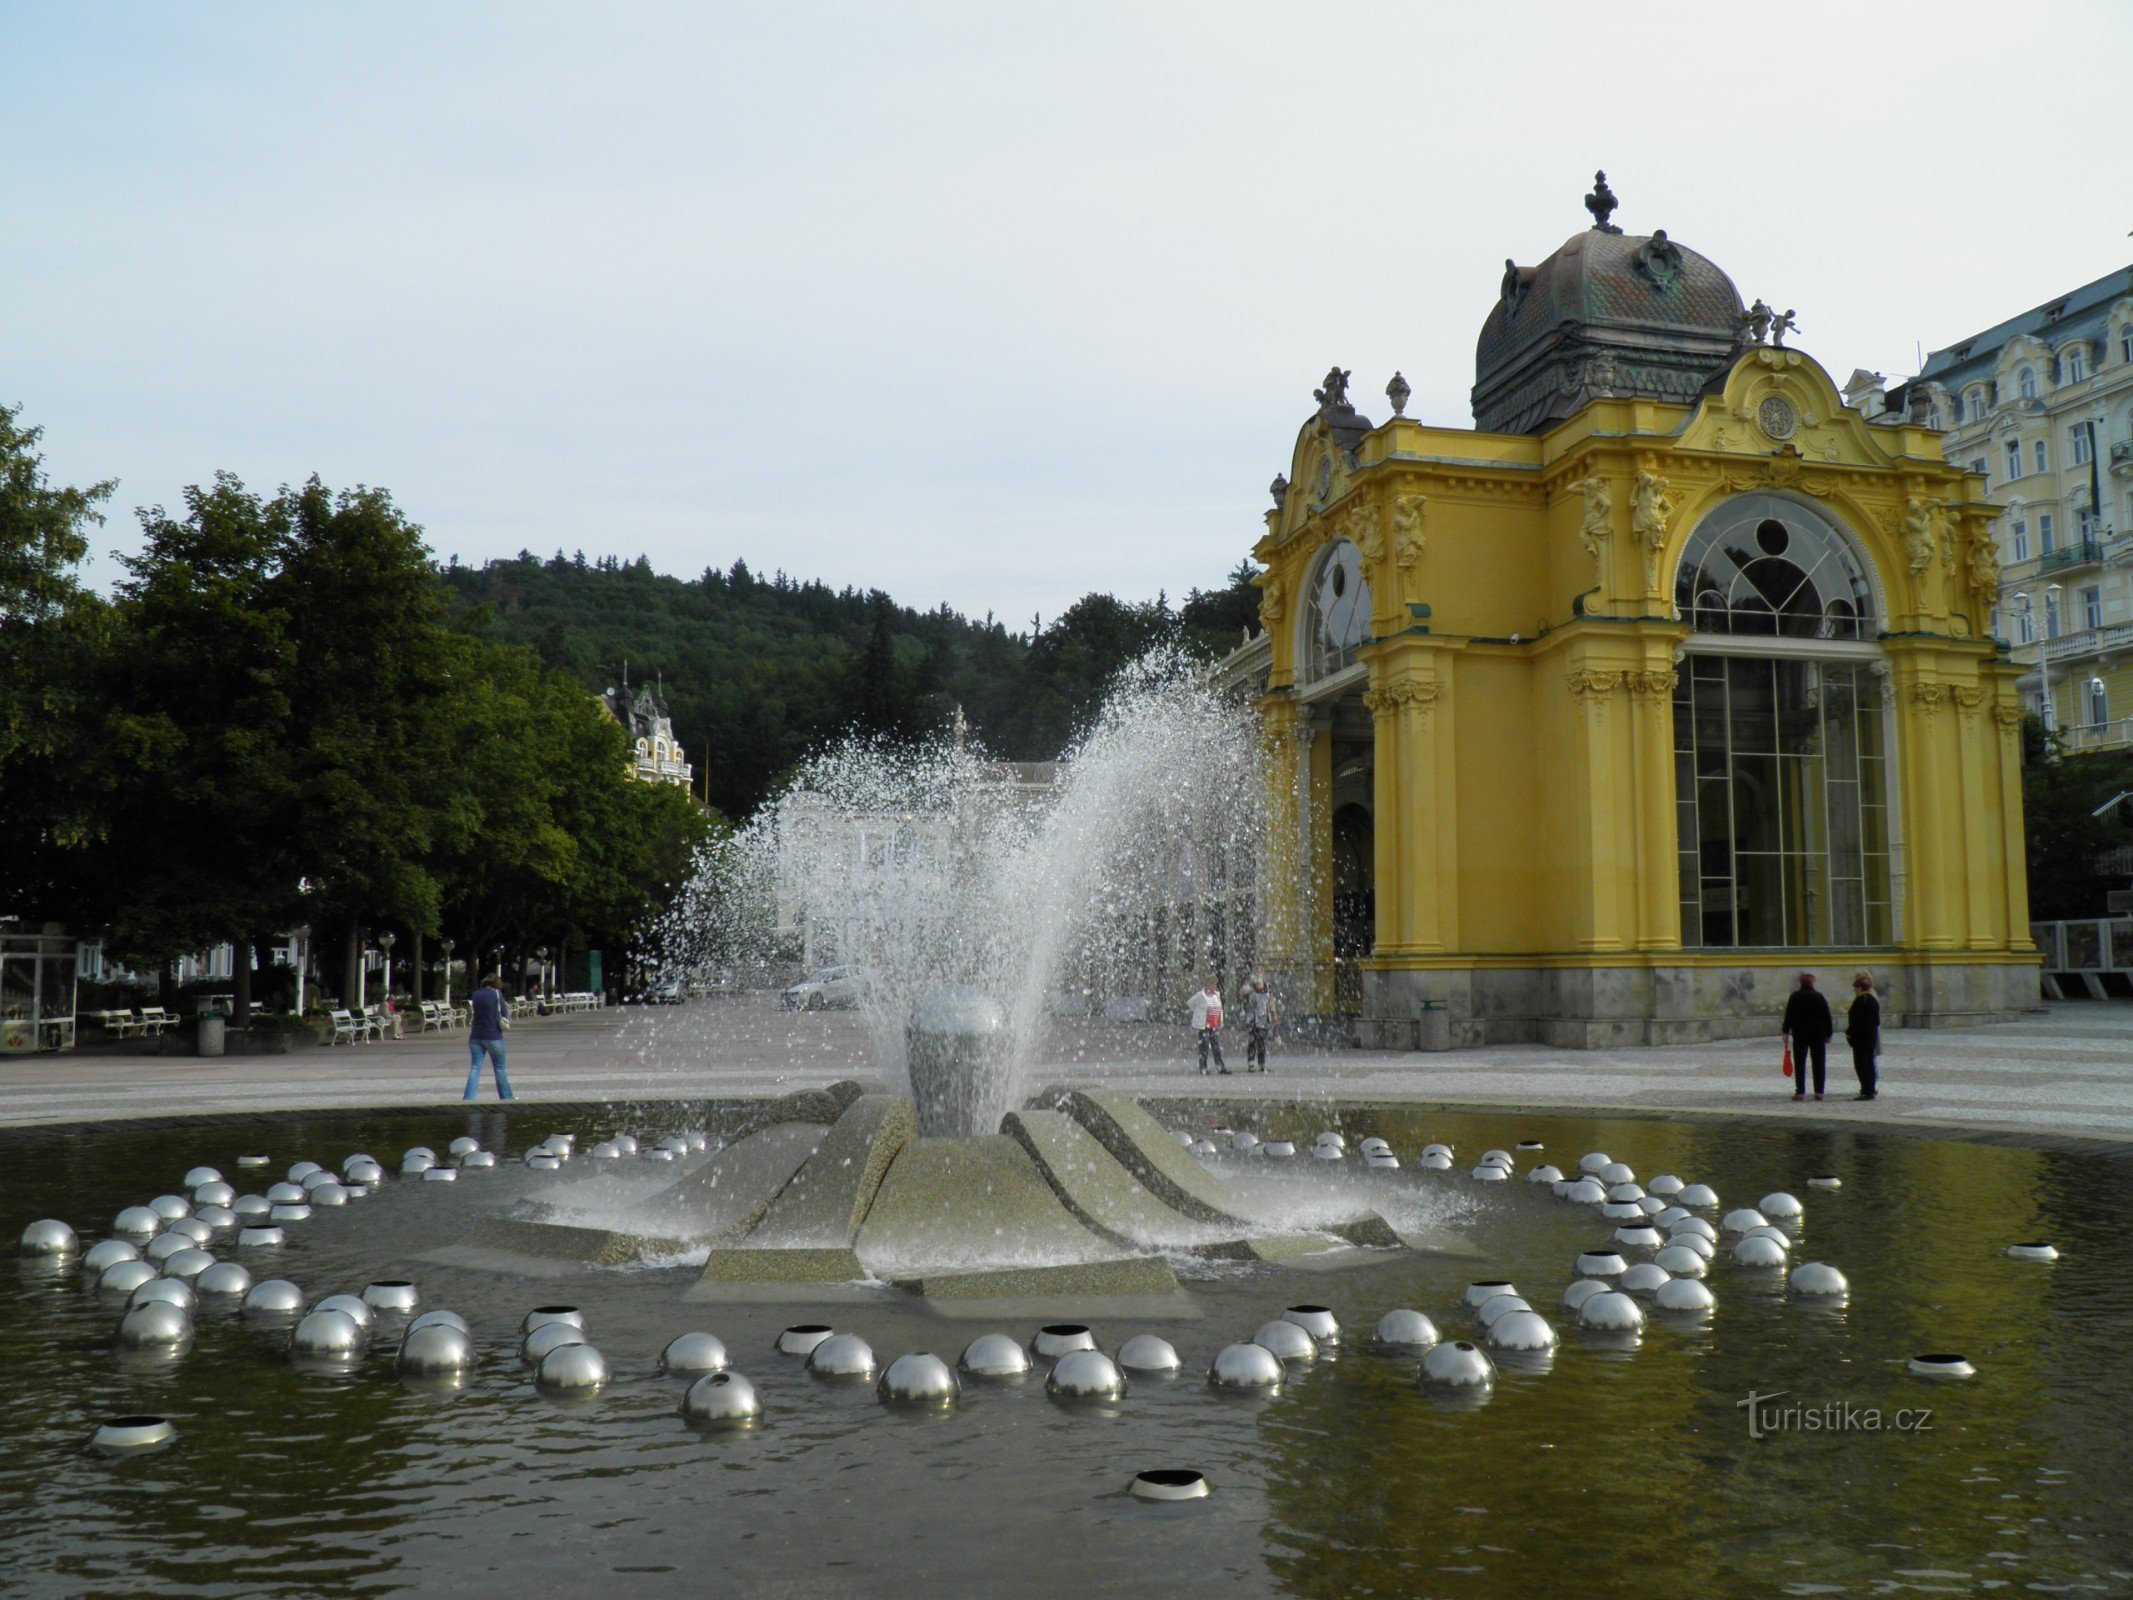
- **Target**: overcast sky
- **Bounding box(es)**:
[5,3,2129,627]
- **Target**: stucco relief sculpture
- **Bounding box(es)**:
[1571,475,1611,581]
[1966,526,2001,596]
[1257,571,1286,627]
[1896,497,1941,575]
[1629,464,1674,591]
[1391,494,1426,595]
[1344,500,1383,563]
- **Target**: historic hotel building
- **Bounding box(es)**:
[1226,178,2037,1047]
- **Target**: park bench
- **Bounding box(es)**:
[135,1007,179,1035]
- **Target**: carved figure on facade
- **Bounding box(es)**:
[1629,463,1674,591]
[1571,475,1612,577]
[1258,571,1286,627]
[1314,367,1352,409]
[1366,679,1442,716]
[1343,500,1383,563]
[1391,493,1426,594]
[1737,298,1773,346]
[1966,526,2001,597]
[1770,309,1799,348]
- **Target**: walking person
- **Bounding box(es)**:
[1188,977,1228,1076]
[1780,971,1833,1102]
[1846,971,1881,1101]
[463,974,516,1101]
[1241,969,1279,1074]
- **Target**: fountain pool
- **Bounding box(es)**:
[6,1100,2132,1598]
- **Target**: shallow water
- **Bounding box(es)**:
[4,1104,2132,1599]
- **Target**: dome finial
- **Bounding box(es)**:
[1585,170,1621,234]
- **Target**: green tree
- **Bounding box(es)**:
[2022,716,2133,920]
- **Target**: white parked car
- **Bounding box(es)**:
[781,966,870,1011]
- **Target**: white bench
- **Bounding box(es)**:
[135,1007,180,1035]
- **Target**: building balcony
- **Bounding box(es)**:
[2038,540,2105,575]
[2057,717,2133,756]
[2013,622,2133,670]
[2112,439,2133,477]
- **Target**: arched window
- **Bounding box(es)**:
[2065,345,2088,383]
[1672,494,1891,951]
[1967,389,1986,424]
[1673,494,1876,641]
[2019,366,2038,400]
[1303,538,1371,680]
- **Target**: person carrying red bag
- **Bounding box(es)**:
[1780,972,1833,1102]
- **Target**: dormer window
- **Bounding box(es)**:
[2064,345,2088,383]
[2018,366,2038,400]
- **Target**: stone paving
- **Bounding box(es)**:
[4,995,2131,1149]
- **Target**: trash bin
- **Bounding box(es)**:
[197,1015,227,1058]
[1416,1001,1451,1053]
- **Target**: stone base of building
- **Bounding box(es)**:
[1352,956,2044,1050]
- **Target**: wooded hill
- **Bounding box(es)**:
[442,552,1262,818]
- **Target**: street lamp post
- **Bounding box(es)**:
[441,939,456,1013]
[379,931,396,998]
[536,947,550,998]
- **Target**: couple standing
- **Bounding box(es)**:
[1779,971,1880,1102]
[1188,972,1278,1075]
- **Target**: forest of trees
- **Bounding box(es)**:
[443,550,1263,817]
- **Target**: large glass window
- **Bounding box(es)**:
[1674,659,1892,948]
[1303,539,1370,681]
[1673,494,1875,640]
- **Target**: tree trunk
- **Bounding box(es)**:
[253,935,275,1012]
[342,922,361,1007]
[158,958,175,1012]
[411,930,425,1006]
[231,940,253,1031]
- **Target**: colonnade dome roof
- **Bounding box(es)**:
[1474,173,1745,436]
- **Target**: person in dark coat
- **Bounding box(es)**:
[1845,971,1881,1101]
[1780,972,1833,1101]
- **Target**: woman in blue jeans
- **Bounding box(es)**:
[463,975,515,1100]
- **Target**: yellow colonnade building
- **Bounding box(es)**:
[1234,183,2037,1047]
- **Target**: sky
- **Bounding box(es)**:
[5,3,2130,628]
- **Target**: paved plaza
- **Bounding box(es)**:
[3,996,2129,1149]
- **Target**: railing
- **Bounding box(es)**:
[2057,717,2133,755]
[2038,540,2105,574]
[2014,622,2133,666]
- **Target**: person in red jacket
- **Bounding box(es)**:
[1780,972,1834,1102]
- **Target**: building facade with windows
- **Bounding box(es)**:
[1226,185,2035,1047]
[1895,266,2133,752]
[600,677,696,789]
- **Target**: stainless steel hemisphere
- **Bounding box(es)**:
[1908,1354,1975,1379]
[1189,1140,1219,1157]
[1651,1244,1709,1279]
[1562,1178,1607,1204]
[307,1184,349,1208]
[1807,1175,1843,1190]
[1045,1348,1125,1400]
[1731,1234,1790,1268]
[957,1333,1031,1377]
[1474,1294,1531,1329]
[129,1277,197,1314]
[536,1342,610,1392]
[240,1278,305,1316]
[1208,1342,1283,1391]
[181,1165,223,1189]
[1613,1224,1664,1249]
[18,1219,79,1258]
[1116,1335,1182,1375]
[231,1196,272,1222]
[660,1332,730,1376]
[1788,1261,1849,1298]
[806,1333,878,1379]
[1366,1152,1401,1169]
[1676,1183,1720,1208]
[1598,1162,1636,1186]
[117,1301,194,1347]
[878,1352,960,1406]
[1370,1309,1441,1353]
[1484,1310,1559,1353]
[285,1161,323,1183]
[1281,1305,1340,1345]
[290,1308,365,1357]
[1721,1208,1769,1235]
[237,1226,285,1248]
[1527,1164,1564,1185]
[234,1154,273,1170]
[312,1294,377,1331]
[191,1181,236,1207]
[1606,1182,1645,1203]
[145,1233,193,1264]
[448,1137,481,1158]
[1130,1469,1210,1502]
[1462,1281,1517,1309]
[98,1259,161,1298]
[1654,1277,1716,1314]
[298,1170,340,1192]
[1601,1200,1646,1222]
[1646,1174,1685,1196]
[397,1322,477,1374]
[1229,1132,1261,1153]
[1252,1320,1318,1364]
[1743,1225,1792,1247]
[1617,1262,1672,1296]
[521,1321,588,1364]
[1417,1340,1495,1392]
[421,1169,458,1184]
[162,1249,217,1281]
[406,1309,471,1337]
[400,1153,436,1175]
[1575,1291,1645,1333]
[2005,1242,2059,1262]
[148,1194,193,1221]
[194,1261,253,1297]
[1420,1152,1454,1170]
[611,1135,639,1155]
[89,1415,178,1455]
[361,1281,420,1313]
[1263,1141,1297,1159]
[775,1323,834,1356]
[1470,1164,1508,1181]
[682,1370,762,1425]
[458,1151,497,1170]
[1636,1197,1671,1216]
[1758,1191,1805,1220]
[112,1206,163,1238]
[265,1183,306,1206]
[81,1239,142,1274]
[521,1305,585,1336]
[1576,1251,1628,1278]
[268,1204,312,1223]
[1030,1323,1097,1359]
[1577,1152,1612,1174]
[1669,1216,1719,1243]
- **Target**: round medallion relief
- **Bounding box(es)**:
[1757,395,1798,441]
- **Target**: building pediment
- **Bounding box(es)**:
[1672,346,1919,471]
